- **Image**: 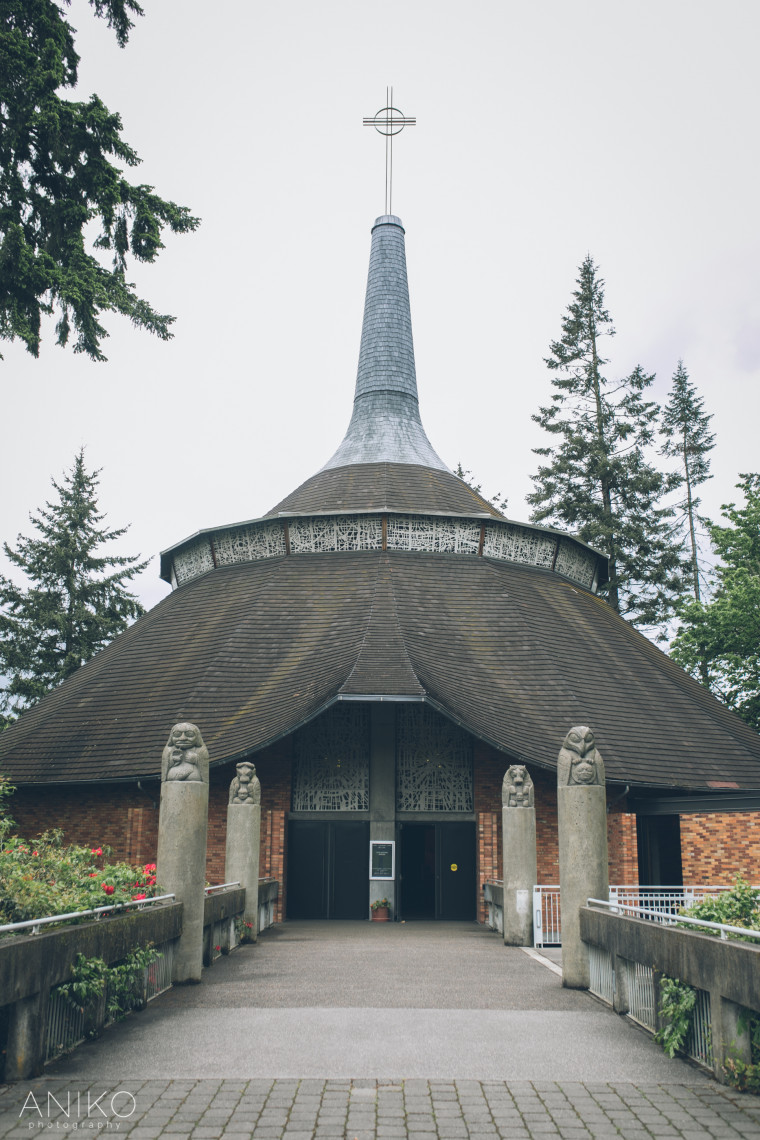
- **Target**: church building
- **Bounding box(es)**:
[2,213,759,923]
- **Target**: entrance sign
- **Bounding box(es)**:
[370,840,395,880]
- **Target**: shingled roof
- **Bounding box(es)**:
[2,212,759,794]
[2,552,760,790]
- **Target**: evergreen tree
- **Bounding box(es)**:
[0,0,199,360]
[660,360,715,604]
[671,474,760,733]
[527,256,685,629]
[0,450,149,719]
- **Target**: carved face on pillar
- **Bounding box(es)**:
[161,722,209,783]
[557,726,605,787]
[502,764,534,808]
[229,761,261,805]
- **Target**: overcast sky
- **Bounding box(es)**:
[3,0,759,610]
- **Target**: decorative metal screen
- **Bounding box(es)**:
[386,515,481,555]
[214,523,285,565]
[483,522,556,570]
[169,515,599,591]
[173,541,215,586]
[289,514,383,554]
[292,704,370,811]
[396,705,473,812]
[554,538,596,589]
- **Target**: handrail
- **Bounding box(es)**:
[204,881,241,895]
[587,897,760,942]
[0,893,177,936]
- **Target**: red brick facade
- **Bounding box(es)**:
[9,734,760,922]
[680,810,760,884]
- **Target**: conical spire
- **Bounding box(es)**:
[321,216,449,472]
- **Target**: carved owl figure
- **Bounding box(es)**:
[557,725,605,787]
[229,761,261,805]
[161,722,209,784]
[502,764,534,808]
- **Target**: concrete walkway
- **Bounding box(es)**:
[2,921,759,1137]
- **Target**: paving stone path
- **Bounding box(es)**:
[2,1076,760,1138]
[1,923,759,1137]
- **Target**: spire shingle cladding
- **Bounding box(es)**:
[321,216,449,471]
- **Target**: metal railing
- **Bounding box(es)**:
[204,881,240,895]
[627,961,656,1030]
[533,884,759,947]
[588,944,614,1004]
[533,885,562,947]
[588,897,760,941]
[0,893,176,937]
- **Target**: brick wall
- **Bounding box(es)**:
[10,740,294,920]
[473,748,640,891]
[680,811,760,884]
[10,784,159,865]
[474,743,503,920]
[607,811,638,884]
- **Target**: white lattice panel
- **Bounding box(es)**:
[386,515,481,554]
[554,538,596,588]
[292,705,370,811]
[173,541,215,585]
[289,515,383,554]
[168,514,601,592]
[483,523,556,569]
[214,523,286,565]
[396,705,473,812]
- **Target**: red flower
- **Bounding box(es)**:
[143,863,156,872]
[32,851,39,856]
[132,892,146,901]
[91,847,103,856]
[89,872,97,877]
[102,883,115,895]
[215,945,221,952]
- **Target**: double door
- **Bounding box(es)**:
[398,822,475,920]
[287,821,369,919]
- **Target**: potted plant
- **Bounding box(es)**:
[370,897,390,922]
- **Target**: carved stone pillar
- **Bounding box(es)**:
[225,761,262,940]
[502,764,537,945]
[156,722,210,983]
[557,725,609,989]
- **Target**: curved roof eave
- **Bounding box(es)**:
[1,553,759,792]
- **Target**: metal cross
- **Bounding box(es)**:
[363,87,416,216]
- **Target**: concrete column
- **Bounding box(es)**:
[225,762,261,940]
[3,987,49,1080]
[613,954,631,1014]
[502,765,537,945]
[156,722,210,984]
[711,993,753,1081]
[369,703,396,915]
[557,726,609,989]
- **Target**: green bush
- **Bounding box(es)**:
[679,875,760,939]
[655,977,697,1058]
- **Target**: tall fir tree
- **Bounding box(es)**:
[0,0,199,360]
[660,360,715,604]
[0,450,148,720]
[527,256,686,629]
[671,474,760,732]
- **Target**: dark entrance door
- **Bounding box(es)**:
[287,821,369,919]
[399,822,475,920]
[636,815,683,886]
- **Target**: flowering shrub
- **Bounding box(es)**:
[0,827,163,927]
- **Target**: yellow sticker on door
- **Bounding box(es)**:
[450,863,458,872]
